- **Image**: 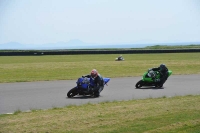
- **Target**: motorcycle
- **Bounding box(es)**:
[135,70,172,88]
[67,77,110,98]
[115,57,125,61]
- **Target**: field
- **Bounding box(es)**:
[0,53,200,133]
[0,53,200,83]
[0,95,200,133]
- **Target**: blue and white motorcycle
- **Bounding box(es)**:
[67,77,110,98]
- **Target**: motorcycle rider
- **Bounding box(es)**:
[82,69,104,97]
[118,55,123,60]
[149,64,169,87]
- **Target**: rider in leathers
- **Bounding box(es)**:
[118,55,123,60]
[149,64,169,87]
[83,69,104,97]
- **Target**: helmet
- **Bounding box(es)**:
[91,69,98,78]
[160,64,166,71]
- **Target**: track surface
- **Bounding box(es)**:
[0,75,200,114]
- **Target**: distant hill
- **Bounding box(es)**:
[0,42,26,49]
[0,40,200,50]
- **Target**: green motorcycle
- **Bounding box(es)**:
[135,70,172,88]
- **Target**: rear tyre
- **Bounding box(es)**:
[67,87,78,98]
[135,80,143,88]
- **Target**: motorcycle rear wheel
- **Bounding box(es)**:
[67,87,78,98]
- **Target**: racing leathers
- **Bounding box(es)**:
[150,66,169,86]
[83,74,104,97]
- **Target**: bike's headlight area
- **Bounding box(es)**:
[147,73,151,77]
[148,70,156,78]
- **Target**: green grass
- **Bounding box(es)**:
[0,53,200,83]
[0,95,199,133]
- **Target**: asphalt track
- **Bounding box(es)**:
[0,75,200,114]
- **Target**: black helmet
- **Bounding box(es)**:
[160,64,166,71]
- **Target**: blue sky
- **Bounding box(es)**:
[0,0,200,45]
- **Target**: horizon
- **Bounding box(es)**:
[0,40,200,50]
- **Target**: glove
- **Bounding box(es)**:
[154,79,160,82]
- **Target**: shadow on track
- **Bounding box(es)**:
[135,87,164,90]
[66,95,100,99]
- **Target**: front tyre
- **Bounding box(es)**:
[67,87,78,98]
[135,80,143,88]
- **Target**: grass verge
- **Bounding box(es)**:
[0,53,200,83]
[0,95,199,133]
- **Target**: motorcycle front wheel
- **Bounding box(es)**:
[67,87,78,98]
[135,80,143,88]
